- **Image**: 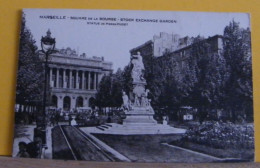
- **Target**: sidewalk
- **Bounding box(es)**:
[12,125,35,157]
[43,126,52,159]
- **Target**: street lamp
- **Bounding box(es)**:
[34,29,56,148]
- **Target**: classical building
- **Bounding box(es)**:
[46,47,113,112]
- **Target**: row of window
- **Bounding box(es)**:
[50,72,98,89]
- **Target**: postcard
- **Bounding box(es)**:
[13,9,254,162]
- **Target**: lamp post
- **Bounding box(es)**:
[34,29,56,147]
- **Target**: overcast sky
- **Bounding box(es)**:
[23,9,250,71]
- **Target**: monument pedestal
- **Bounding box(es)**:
[123,106,157,126]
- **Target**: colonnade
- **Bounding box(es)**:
[49,67,101,90]
[15,104,37,113]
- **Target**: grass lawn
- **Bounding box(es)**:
[93,134,218,163]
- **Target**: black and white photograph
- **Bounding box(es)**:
[13,9,254,162]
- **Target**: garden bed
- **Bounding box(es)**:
[170,121,254,161]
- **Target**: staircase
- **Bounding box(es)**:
[96,123,113,131]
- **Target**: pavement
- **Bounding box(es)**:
[80,123,186,135]
[12,125,35,157]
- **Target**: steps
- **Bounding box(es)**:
[96,126,106,131]
[96,123,113,131]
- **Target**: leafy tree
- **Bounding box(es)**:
[96,75,113,108]
[16,13,44,108]
[189,37,224,122]
[110,68,124,107]
[96,68,124,108]
[223,21,252,121]
[121,64,133,97]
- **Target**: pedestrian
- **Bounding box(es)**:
[27,137,42,158]
[16,141,30,158]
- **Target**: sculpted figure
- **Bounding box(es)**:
[141,95,146,107]
[122,91,129,110]
[134,95,140,106]
[145,89,151,106]
[131,52,145,82]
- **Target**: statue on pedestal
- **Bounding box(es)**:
[120,50,158,126]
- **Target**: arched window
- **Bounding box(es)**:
[89,97,96,109]
[63,96,71,111]
[76,96,83,108]
[51,95,58,107]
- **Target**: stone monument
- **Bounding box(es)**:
[122,52,157,126]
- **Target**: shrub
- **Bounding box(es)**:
[182,121,254,149]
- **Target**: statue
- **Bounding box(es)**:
[144,89,151,107]
[141,94,146,107]
[131,52,145,83]
[134,95,140,106]
[122,91,130,111]
[133,85,145,107]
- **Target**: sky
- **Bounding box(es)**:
[23,9,250,71]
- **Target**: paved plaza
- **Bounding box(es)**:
[80,123,186,135]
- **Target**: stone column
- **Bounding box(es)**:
[49,67,53,87]
[97,73,102,83]
[71,97,76,111]
[88,71,91,90]
[56,68,59,88]
[82,71,85,89]
[69,69,72,89]
[76,70,79,89]
[94,72,97,90]
[63,69,66,88]
[96,73,99,89]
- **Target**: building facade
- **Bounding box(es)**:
[130,32,223,58]
[46,47,113,112]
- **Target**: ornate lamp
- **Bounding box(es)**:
[34,29,56,148]
[41,29,56,57]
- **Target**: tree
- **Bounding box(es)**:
[223,21,253,121]
[16,13,44,108]
[121,63,133,96]
[96,68,124,108]
[95,75,113,108]
[110,68,124,107]
[188,37,229,122]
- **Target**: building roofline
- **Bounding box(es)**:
[40,53,113,65]
[129,40,153,53]
[129,34,223,55]
[172,34,223,54]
